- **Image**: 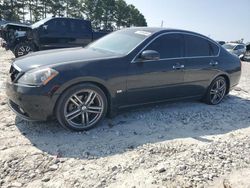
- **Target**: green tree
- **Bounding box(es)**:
[114,0,129,29]
[101,0,116,30]
[18,0,28,22]
[83,0,147,30]
[0,0,21,21]
[49,0,65,17]
[0,0,147,28]
[65,0,83,18]
[82,0,103,29]
[0,1,4,19]
[32,0,44,21]
[126,4,147,27]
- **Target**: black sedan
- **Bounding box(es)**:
[6,27,241,131]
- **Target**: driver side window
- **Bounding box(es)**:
[46,19,68,34]
[145,34,184,59]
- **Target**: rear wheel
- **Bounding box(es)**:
[204,76,227,105]
[56,83,107,131]
[14,42,34,58]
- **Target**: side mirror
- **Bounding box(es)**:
[140,50,160,61]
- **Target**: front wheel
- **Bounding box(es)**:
[204,76,227,105]
[55,83,108,131]
[14,42,34,58]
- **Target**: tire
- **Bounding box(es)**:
[55,83,108,131]
[204,76,227,105]
[14,42,34,58]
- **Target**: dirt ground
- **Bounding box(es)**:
[0,48,250,188]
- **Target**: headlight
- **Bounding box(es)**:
[18,68,59,86]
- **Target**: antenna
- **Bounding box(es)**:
[161,20,164,27]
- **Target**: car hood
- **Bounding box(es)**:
[13,47,120,72]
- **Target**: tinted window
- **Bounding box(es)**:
[238,45,244,50]
[46,19,68,33]
[210,42,220,55]
[234,45,239,50]
[185,35,219,57]
[145,34,184,58]
[69,20,91,34]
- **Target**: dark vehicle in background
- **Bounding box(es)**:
[0,23,31,49]
[0,17,109,57]
[6,28,241,131]
[217,41,225,45]
[243,43,250,62]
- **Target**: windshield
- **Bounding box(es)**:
[31,17,51,29]
[87,29,152,55]
[223,44,236,50]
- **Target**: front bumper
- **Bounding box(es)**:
[243,54,250,62]
[6,81,57,121]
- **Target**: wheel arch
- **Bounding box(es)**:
[53,79,113,117]
[220,74,230,94]
[210,73,230,95]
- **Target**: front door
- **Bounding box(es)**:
[126,33,186,106]
[39,18,70,50]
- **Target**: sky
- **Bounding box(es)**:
[125,0,250,42]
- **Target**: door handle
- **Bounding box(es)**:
[209,61,218,66]
[173,64,185,70]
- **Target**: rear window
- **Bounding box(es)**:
[46,19,68,33]
[185,34,219,57]
[69,20,91,34]
[238,45,245,50]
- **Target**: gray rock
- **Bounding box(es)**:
[139,158,145,164]
[158,167,166,173]
[111,166,118,171]
[9,182,23,187]
[49,164,59,171]
[42,176,50,182]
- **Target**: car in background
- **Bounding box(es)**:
[6,27,241,131]
[0,22,31,49]
[222,43,246,58]
[0,17,109,58]
[243,43,250,62]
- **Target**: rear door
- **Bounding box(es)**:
[126,33,186,106]
[182,34,220,97]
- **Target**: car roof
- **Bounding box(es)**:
[226,42,245,46]
[2,22,30,27]
[31,17,91,29]
[123,27,212,40]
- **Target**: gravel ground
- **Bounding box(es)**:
[0,48,250,188]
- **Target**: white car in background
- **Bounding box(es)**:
[223,43,246,58]
[243,43,250,62]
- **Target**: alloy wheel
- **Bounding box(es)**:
[210,78,226,104]
[64,89,104,129]
[17,45,32,56]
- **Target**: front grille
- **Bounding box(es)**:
[9,65,21,82]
